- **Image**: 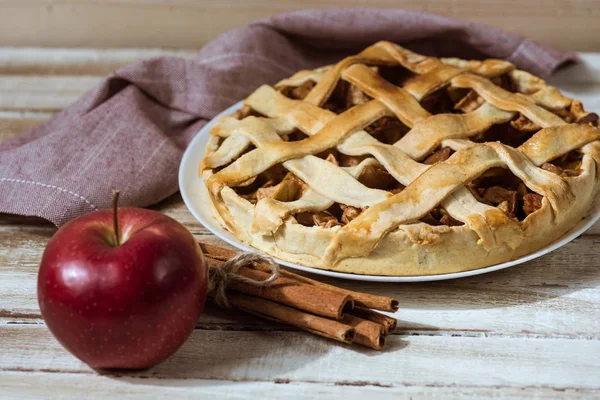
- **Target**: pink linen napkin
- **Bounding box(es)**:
[0,8,576,226]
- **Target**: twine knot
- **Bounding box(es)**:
[207,252,280,307]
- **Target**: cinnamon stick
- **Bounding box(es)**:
[200,242,399,312]
[228,292,356,345]
[210,258,353,320]
[301,279,399,312]
[200,242,398,350]
[351,307,397,334]
[199,243,238,261]
[341,314,385,350]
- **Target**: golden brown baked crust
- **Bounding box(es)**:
[199,41,600,276]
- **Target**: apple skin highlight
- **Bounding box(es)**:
[38,208,207,369]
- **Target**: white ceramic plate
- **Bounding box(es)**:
[179,57,600,282]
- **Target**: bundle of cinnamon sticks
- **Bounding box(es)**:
[200,242,399,350]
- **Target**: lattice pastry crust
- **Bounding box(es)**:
[199,42,600,276]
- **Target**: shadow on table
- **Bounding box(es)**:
[100,302,410,385]
[100,237,599,384]
[310,236,600,311]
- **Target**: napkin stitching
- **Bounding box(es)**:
[0,178,97,210]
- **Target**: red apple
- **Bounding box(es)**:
[37,200,207,370]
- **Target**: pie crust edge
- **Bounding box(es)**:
[198,41,600,276]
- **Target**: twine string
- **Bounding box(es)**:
[207,252,281,307]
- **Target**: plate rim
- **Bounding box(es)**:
[179,100,600,282]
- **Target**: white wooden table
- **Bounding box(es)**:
[2,48,600,399]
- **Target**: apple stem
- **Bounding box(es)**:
[112,189,120,247]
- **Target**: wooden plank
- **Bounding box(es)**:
[0,1,599,51]
[1,370,595,399]
[2,223,600,338]
[0,40,597,400]
[0,75,101,112]
[1,324,599,390]
[0,111,52,142]
[587,221,600,235]
[0,48,194,75]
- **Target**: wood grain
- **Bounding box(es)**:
[2,47,600,397]
[0,75,101,111]
[0,111,53,142]
[2,324,600,391]
[0,48,194,75]
[0,1,599,51]
[3,371,593,400]
[2,221,600,338]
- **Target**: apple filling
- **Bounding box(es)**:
[467,168,543,220]
[231,69,593,230]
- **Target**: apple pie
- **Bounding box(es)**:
[199,41,600,276]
